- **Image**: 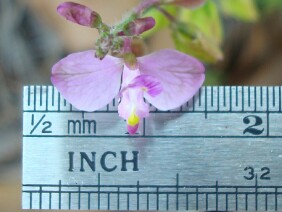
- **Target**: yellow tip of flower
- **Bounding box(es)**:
[127,112,140,126]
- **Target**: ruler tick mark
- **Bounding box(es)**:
[261,86,263,107]
[272,86,275,107]
[211,86,214,107]
[216,181,218,211]
[88,193,91,210]
[206,193,208,211]
[69,193,71,210]
[78,185,81,209]
[255,87,257,112]
[230,86,232,112]
[58,180,61,210]
[28,86,31,106]
[46,86,48,111]
[108,193,110,210]
[39,186,42,209]
[279,87,281,112]
[49,192,52,209]
[137,181,140,210]
[167,193,170,210]
[52,86,55,107]
[236,86,238,107]
[176,173,179,210]
[156,187,159,210]
[58,93,61,111]
[39,86,43,106]
[34,86,37,111]
[224,87,226,107]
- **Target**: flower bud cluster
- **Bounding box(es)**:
[57,1,159,60]
[57,0,206,59]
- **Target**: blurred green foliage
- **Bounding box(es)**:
[175,0,223,63]
[143,0,282,65]
[256,0,282,13]
[219,0,258,21]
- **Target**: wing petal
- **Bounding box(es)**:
[138,49,205,110]
[51,50,123,111]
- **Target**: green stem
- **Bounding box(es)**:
[156,5,176,22]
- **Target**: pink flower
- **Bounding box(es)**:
[51,49,205,134]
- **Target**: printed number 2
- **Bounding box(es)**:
[243,115,264,135]
[244,167,271,180]
[42,121,52,133]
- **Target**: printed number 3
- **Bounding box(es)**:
[244,167,271,180]
[243,115,264,135]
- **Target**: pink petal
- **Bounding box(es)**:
[138,49,205,110]
[127,124,139,135]
[118,88,149,135]
[51,50,123,111]
[126,75,163,97]
[118,87,149,121]
[57,2,101,27]
[118,67,150,135]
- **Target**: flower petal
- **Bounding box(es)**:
[121,74,163,97]
[118,88,148,135]
[118,87,149,121]
[138,49,205,110]
[127,124,139,135]
[51,50,123,111]
[118,67,151,134]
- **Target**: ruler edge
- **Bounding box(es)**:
[23,85,282,113]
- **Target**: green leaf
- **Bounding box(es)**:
[172,22,223,63]
[179,0,223,45]
[220,0,259,22]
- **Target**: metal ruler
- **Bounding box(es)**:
[22,86,282,211]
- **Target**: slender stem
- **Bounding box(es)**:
[156,5,176,22]
[134,0,161,15]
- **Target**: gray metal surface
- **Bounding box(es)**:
[22,86,282,211]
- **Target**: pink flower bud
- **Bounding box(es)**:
[168,0,206,9]
[119,17,155,36]
[57,2,101,28]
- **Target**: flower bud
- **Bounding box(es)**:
[168,0,206,9]
[119,17,156,36]
[57,2,102,28]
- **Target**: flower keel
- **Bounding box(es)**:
[118,67,163,134]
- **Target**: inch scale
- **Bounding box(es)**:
[22,86,282,211]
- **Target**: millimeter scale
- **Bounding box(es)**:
[22,86,282,211]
